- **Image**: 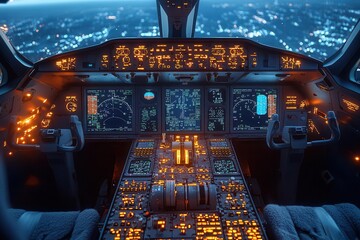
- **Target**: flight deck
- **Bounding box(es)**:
[3,34,343,240]
[1,1,360,240]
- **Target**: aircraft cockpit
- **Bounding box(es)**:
[0,0,360,239]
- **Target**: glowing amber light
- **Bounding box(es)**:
[22,91,34,101]
[355,156,360,162]
[55,57,76,71]
[281,56,302,69]
[65,96,77,102]
[285,95,298,110]
[100,54,109,69]
[176,150,181,165]
[185,149,189,165]
[228,45,247,69]
[342,99,359,112]
[250,52,258,67]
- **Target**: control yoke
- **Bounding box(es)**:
[266,110,340,204]
[57,115,84,152]
[10,115,84,152]
[266,111,340,150]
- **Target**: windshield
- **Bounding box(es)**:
[0,0,359,62]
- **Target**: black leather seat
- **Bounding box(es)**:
[264,203,360,240]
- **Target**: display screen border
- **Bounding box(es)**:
[135,86,161,134]
[230,86,279,133]
[204,86,229,134]
[83,86,136,134]
[162,86,204,133]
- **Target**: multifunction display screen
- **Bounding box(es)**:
[139,89,158,133]
[208,106,225,131]
[140,106,158,132]
[86,89,133,132]
[232,88,277,131]
[83,87,279,134]
[207,88,226,132]
[164,88,201,132]
[208,88,225,104]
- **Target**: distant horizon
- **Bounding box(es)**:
[7,0,151,3]
[6,0,155,5]
[1,0,359,62]
[6,0,360,3]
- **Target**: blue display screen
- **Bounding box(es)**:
[232,88,277,131]
[164,88,201,132]
[86,89,133,132]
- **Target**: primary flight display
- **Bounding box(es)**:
[85,88,134,132]
[232,88,277,131]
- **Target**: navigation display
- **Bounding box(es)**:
[164,88,201,132]
[207,88,226,132]
[86,89,133,132]
[232,88,277,131]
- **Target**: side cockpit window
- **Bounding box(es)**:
[0,63,8,87]
[351,59,360,85]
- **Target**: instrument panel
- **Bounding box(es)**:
[83,86,280,135]
[37,38,320,72]
[37,38,322,138]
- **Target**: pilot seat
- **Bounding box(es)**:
[264,203,360,240]
[264,111,360,240]
[0,116,100,240]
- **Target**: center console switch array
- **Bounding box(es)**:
[100,135,266,239]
